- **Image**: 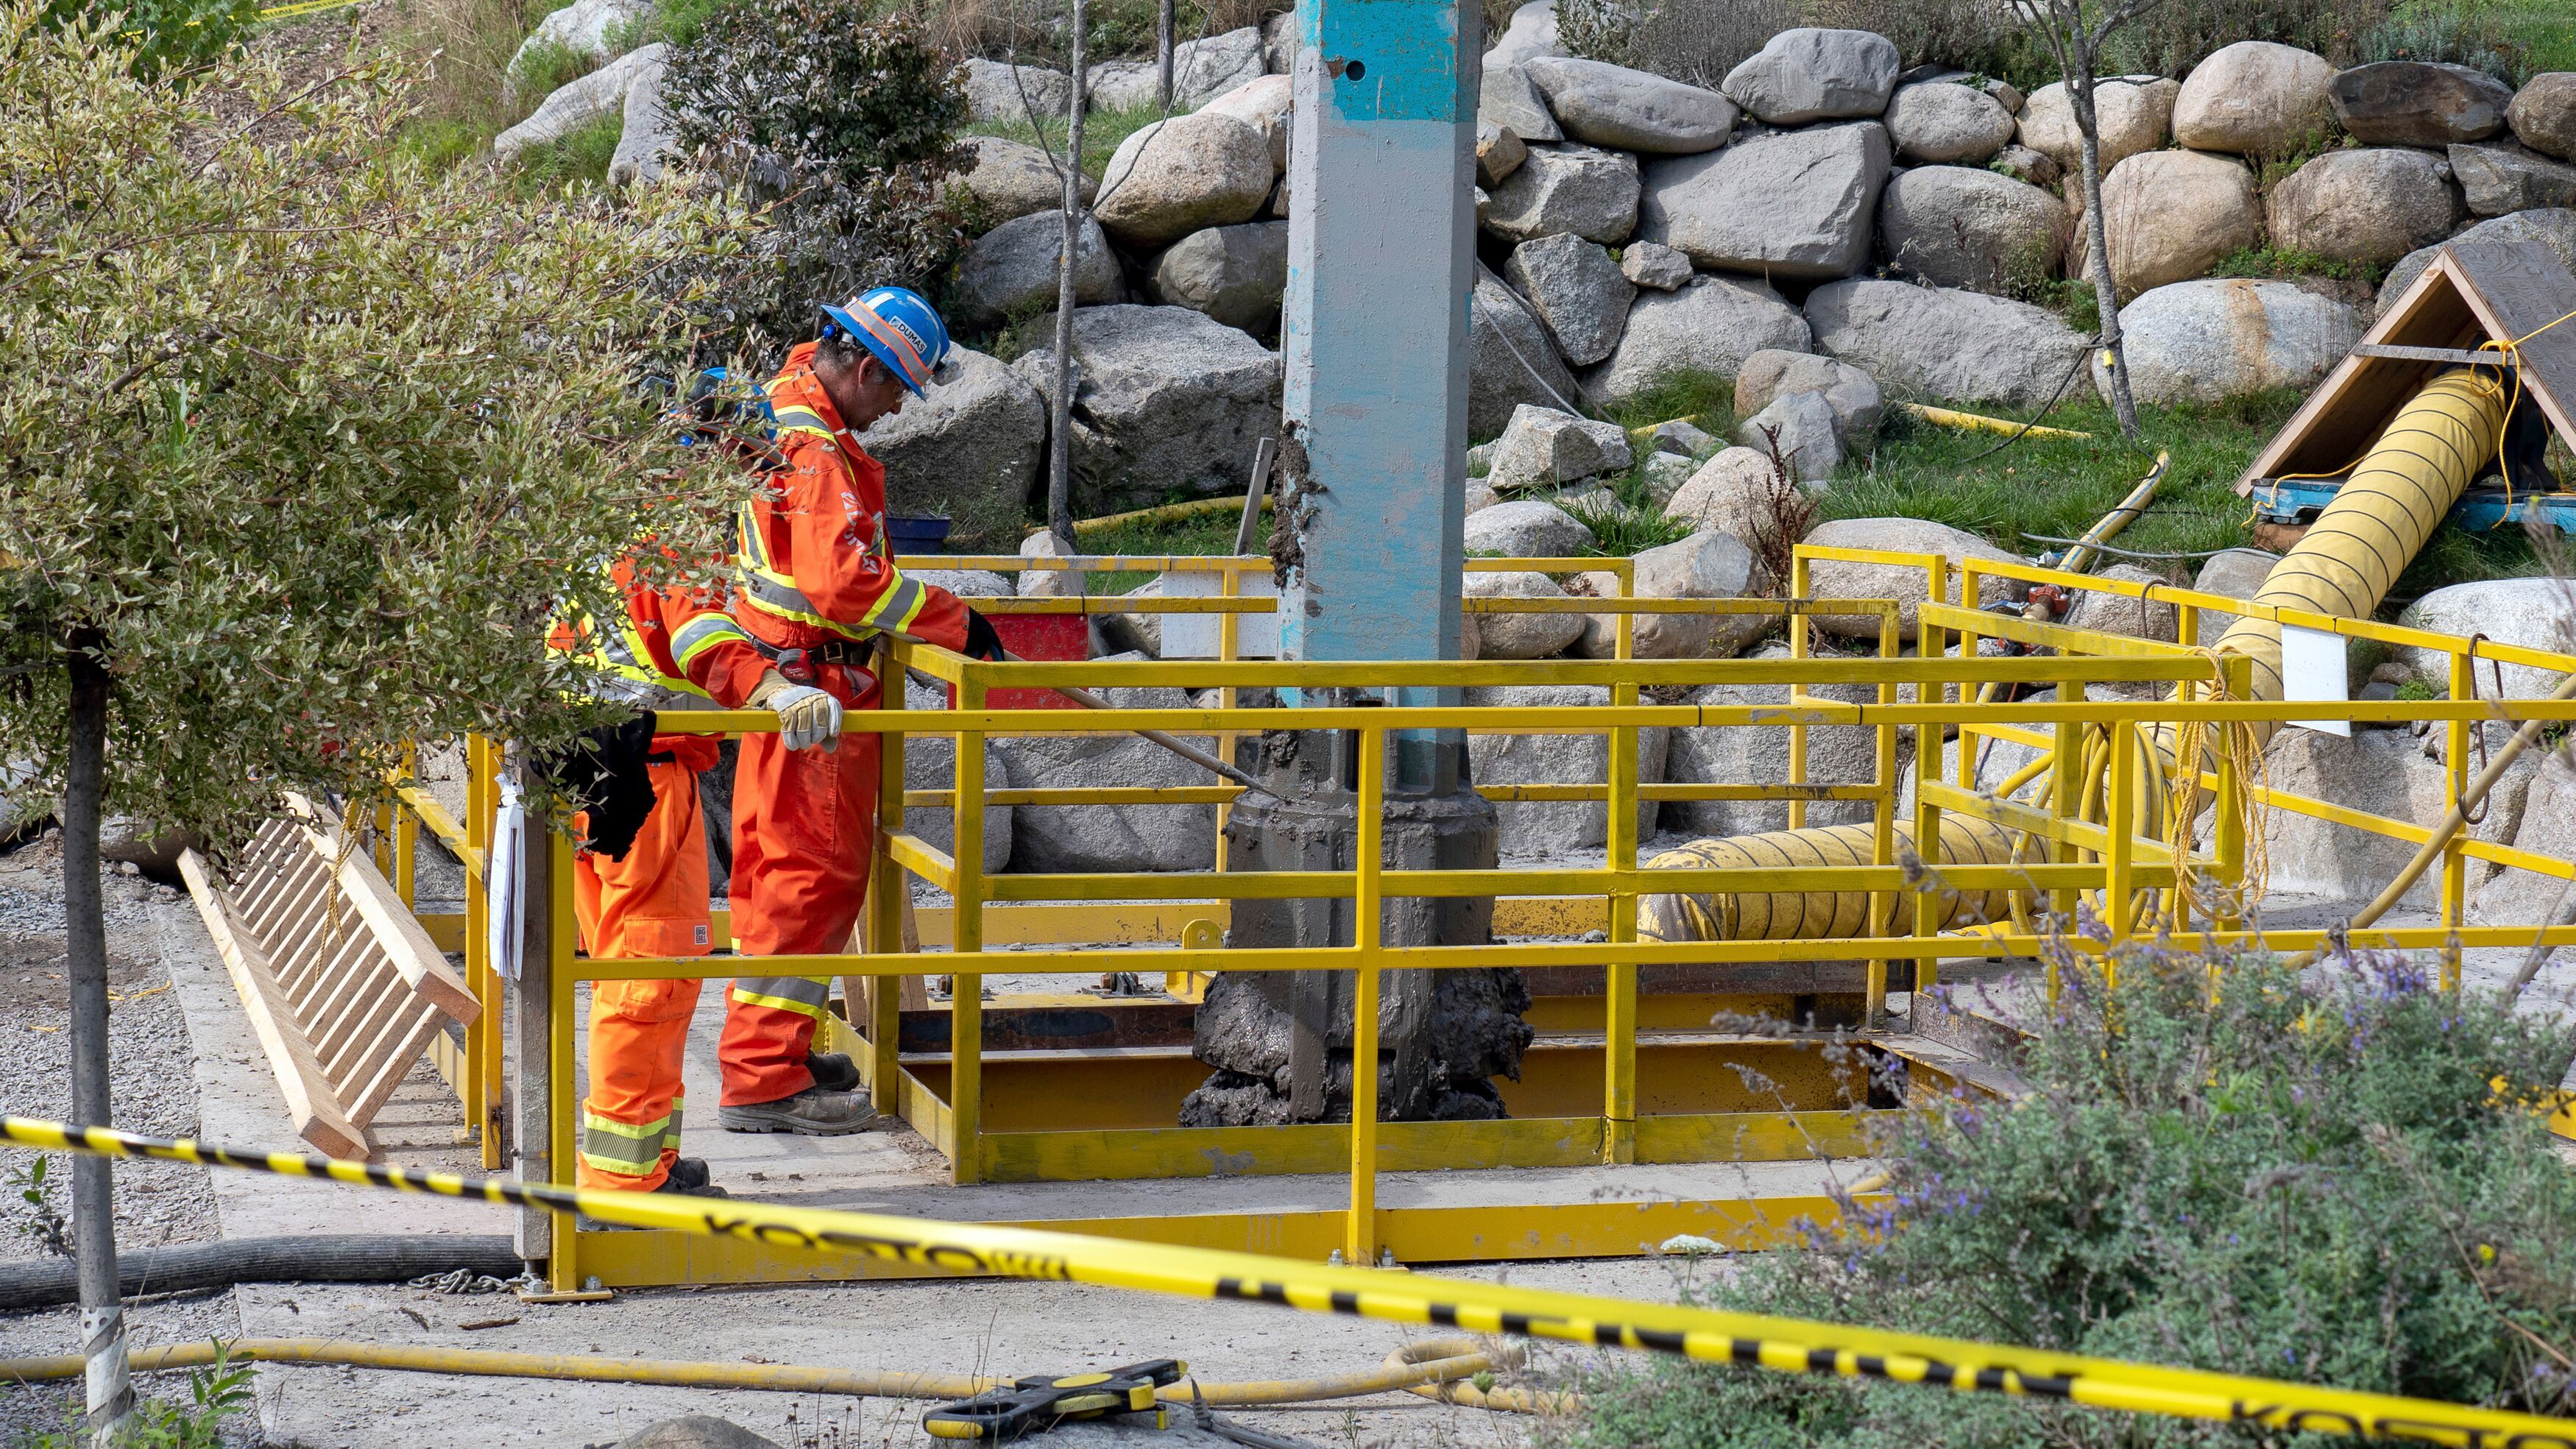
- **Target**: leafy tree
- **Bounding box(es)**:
[663,0,970,360]
[0,4,745,1419]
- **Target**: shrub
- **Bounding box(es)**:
[1555,944,2576,1449]
[43,0,257,77]
[665,0,971,358]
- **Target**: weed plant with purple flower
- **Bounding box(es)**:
[1557,943,2576,1447]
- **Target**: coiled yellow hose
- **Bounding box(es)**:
[1639,815,2025,943]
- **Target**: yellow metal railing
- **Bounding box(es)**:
[367,548,2576,1289]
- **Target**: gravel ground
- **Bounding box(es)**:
[0,830,244,1444]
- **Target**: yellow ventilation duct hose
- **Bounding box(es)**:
[1641,369,2508,947]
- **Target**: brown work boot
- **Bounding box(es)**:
[718,1085,879,1136]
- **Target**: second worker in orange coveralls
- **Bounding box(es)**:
[719,286,1006,1135]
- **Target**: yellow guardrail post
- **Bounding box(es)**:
[2443,648,2472,992]
[1866,603,1900,1025]
[951,661,988,1186]
[868,643,909,1115]
[1787,553,1811,832]
[2215,656,2251,939]
[470,735,505,1168]
[1912,609,1946,994]
[1347,726,1384,1265]
[1604,564,1640,1165]
[548,829,581,1292]
[2106,720,2138,960]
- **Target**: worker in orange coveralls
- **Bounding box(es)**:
[552,561,821,1195]
[718,286,1006,1136]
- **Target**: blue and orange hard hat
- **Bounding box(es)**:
[820,286,951,397]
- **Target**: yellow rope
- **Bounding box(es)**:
[2156,653,2271,931]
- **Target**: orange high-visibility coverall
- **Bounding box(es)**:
[723,342,972,1107]
[556,567,768,1191]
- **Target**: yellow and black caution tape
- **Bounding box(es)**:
[255,0,369,20]
[6,1116,2572,1448]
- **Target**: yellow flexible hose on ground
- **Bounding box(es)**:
[0,1336,1521,1410]
[1643,370,2508,946]
[1639,815,2024,943]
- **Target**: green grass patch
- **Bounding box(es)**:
[1073,506,1273,595]
[967,102,1173,182]
[1596,366,1736,436]
[607,0,719,48]
[506,112,623,194]
[2210,244,2382,286]
[1564,488,1693,556]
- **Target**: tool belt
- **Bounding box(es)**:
[749,636,873,686]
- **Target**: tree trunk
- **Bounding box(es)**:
[1047,0,1091,548]
[2069,67,2140,438]
[1156,0,1175,112]
[63,640,131,1445]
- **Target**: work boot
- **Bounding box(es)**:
[718,1085,880,1136]
[577,1159,727,1231]
[805,1051,859,1094]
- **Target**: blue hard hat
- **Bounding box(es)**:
[819,286,951,396]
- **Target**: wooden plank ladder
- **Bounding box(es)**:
[177,797,481,1159]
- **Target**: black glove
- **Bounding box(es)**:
[542,714,660,862]
[962,609,1008,663]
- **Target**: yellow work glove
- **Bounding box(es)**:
[747,670,843,754]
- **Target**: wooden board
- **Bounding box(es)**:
[2235,241,2576,495]
[180,808,482,1159]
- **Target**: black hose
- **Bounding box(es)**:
[0,1235,522,1311]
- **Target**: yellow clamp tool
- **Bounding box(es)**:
[923,1359,1184,1439]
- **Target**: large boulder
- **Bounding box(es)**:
[1799,517,2021,641]
[857,348,1044,550]
[2393,580,2576,699]
[903,727,1013,875]
[2091,148,2262,296]
[607,49,675,187]
[2448,141,2576,216]
[2379,209,2576,316]
[1089,26,1267,110]
[1805,279,2091,409]
[1636,121,1890,280]
[1883,79,2016,163]
[999,677,1220,873]
[1463,498,1595,557]
[1721,27,1900,125]
[2016,78,2178,174]
[1147,222,1289,334]
[1575,530,1772,659]
[1482,144,1640,244]
[2469,753,2576,932]
[2262,725,2533,910]
[2056,562,2179,644]
[1094,113,1274,249]
[1015,528,1084,598]
[1619,239,1692,290]
[1662,446,1780,550]
[1479,121,1529,187]
[1877,165,2068,294]
[955,135,1094,225]
[1462,570,1585,658]
[2102,280,2363,407]
[1735,389,1840,483]
[2265,148,2462,268]
[1200,74,1292,171]
[1486,0,1563,67]
[2329,60,2512,146]
[952,211,1123,332]
[1469,265,1582,442]
[959,57,1072,125]
[1481,61,1565,144]
[2512,73,2576,160]
[1463,684,1669,851]
[507,0,645,82]
[494,43,665,164]
[1013,305,1281,513]
[1524,57,1736,154]
[1733,350,1881,450]
[2191,548,2279,646]
[1582,275,1812,411]
[1486,403,1632,490]
[1662,679,1882,836]
[1504,233,1635,366]
[2171,41,2338,156]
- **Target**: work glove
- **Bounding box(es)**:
[962,609,1008,663]
[749,670,843,754]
